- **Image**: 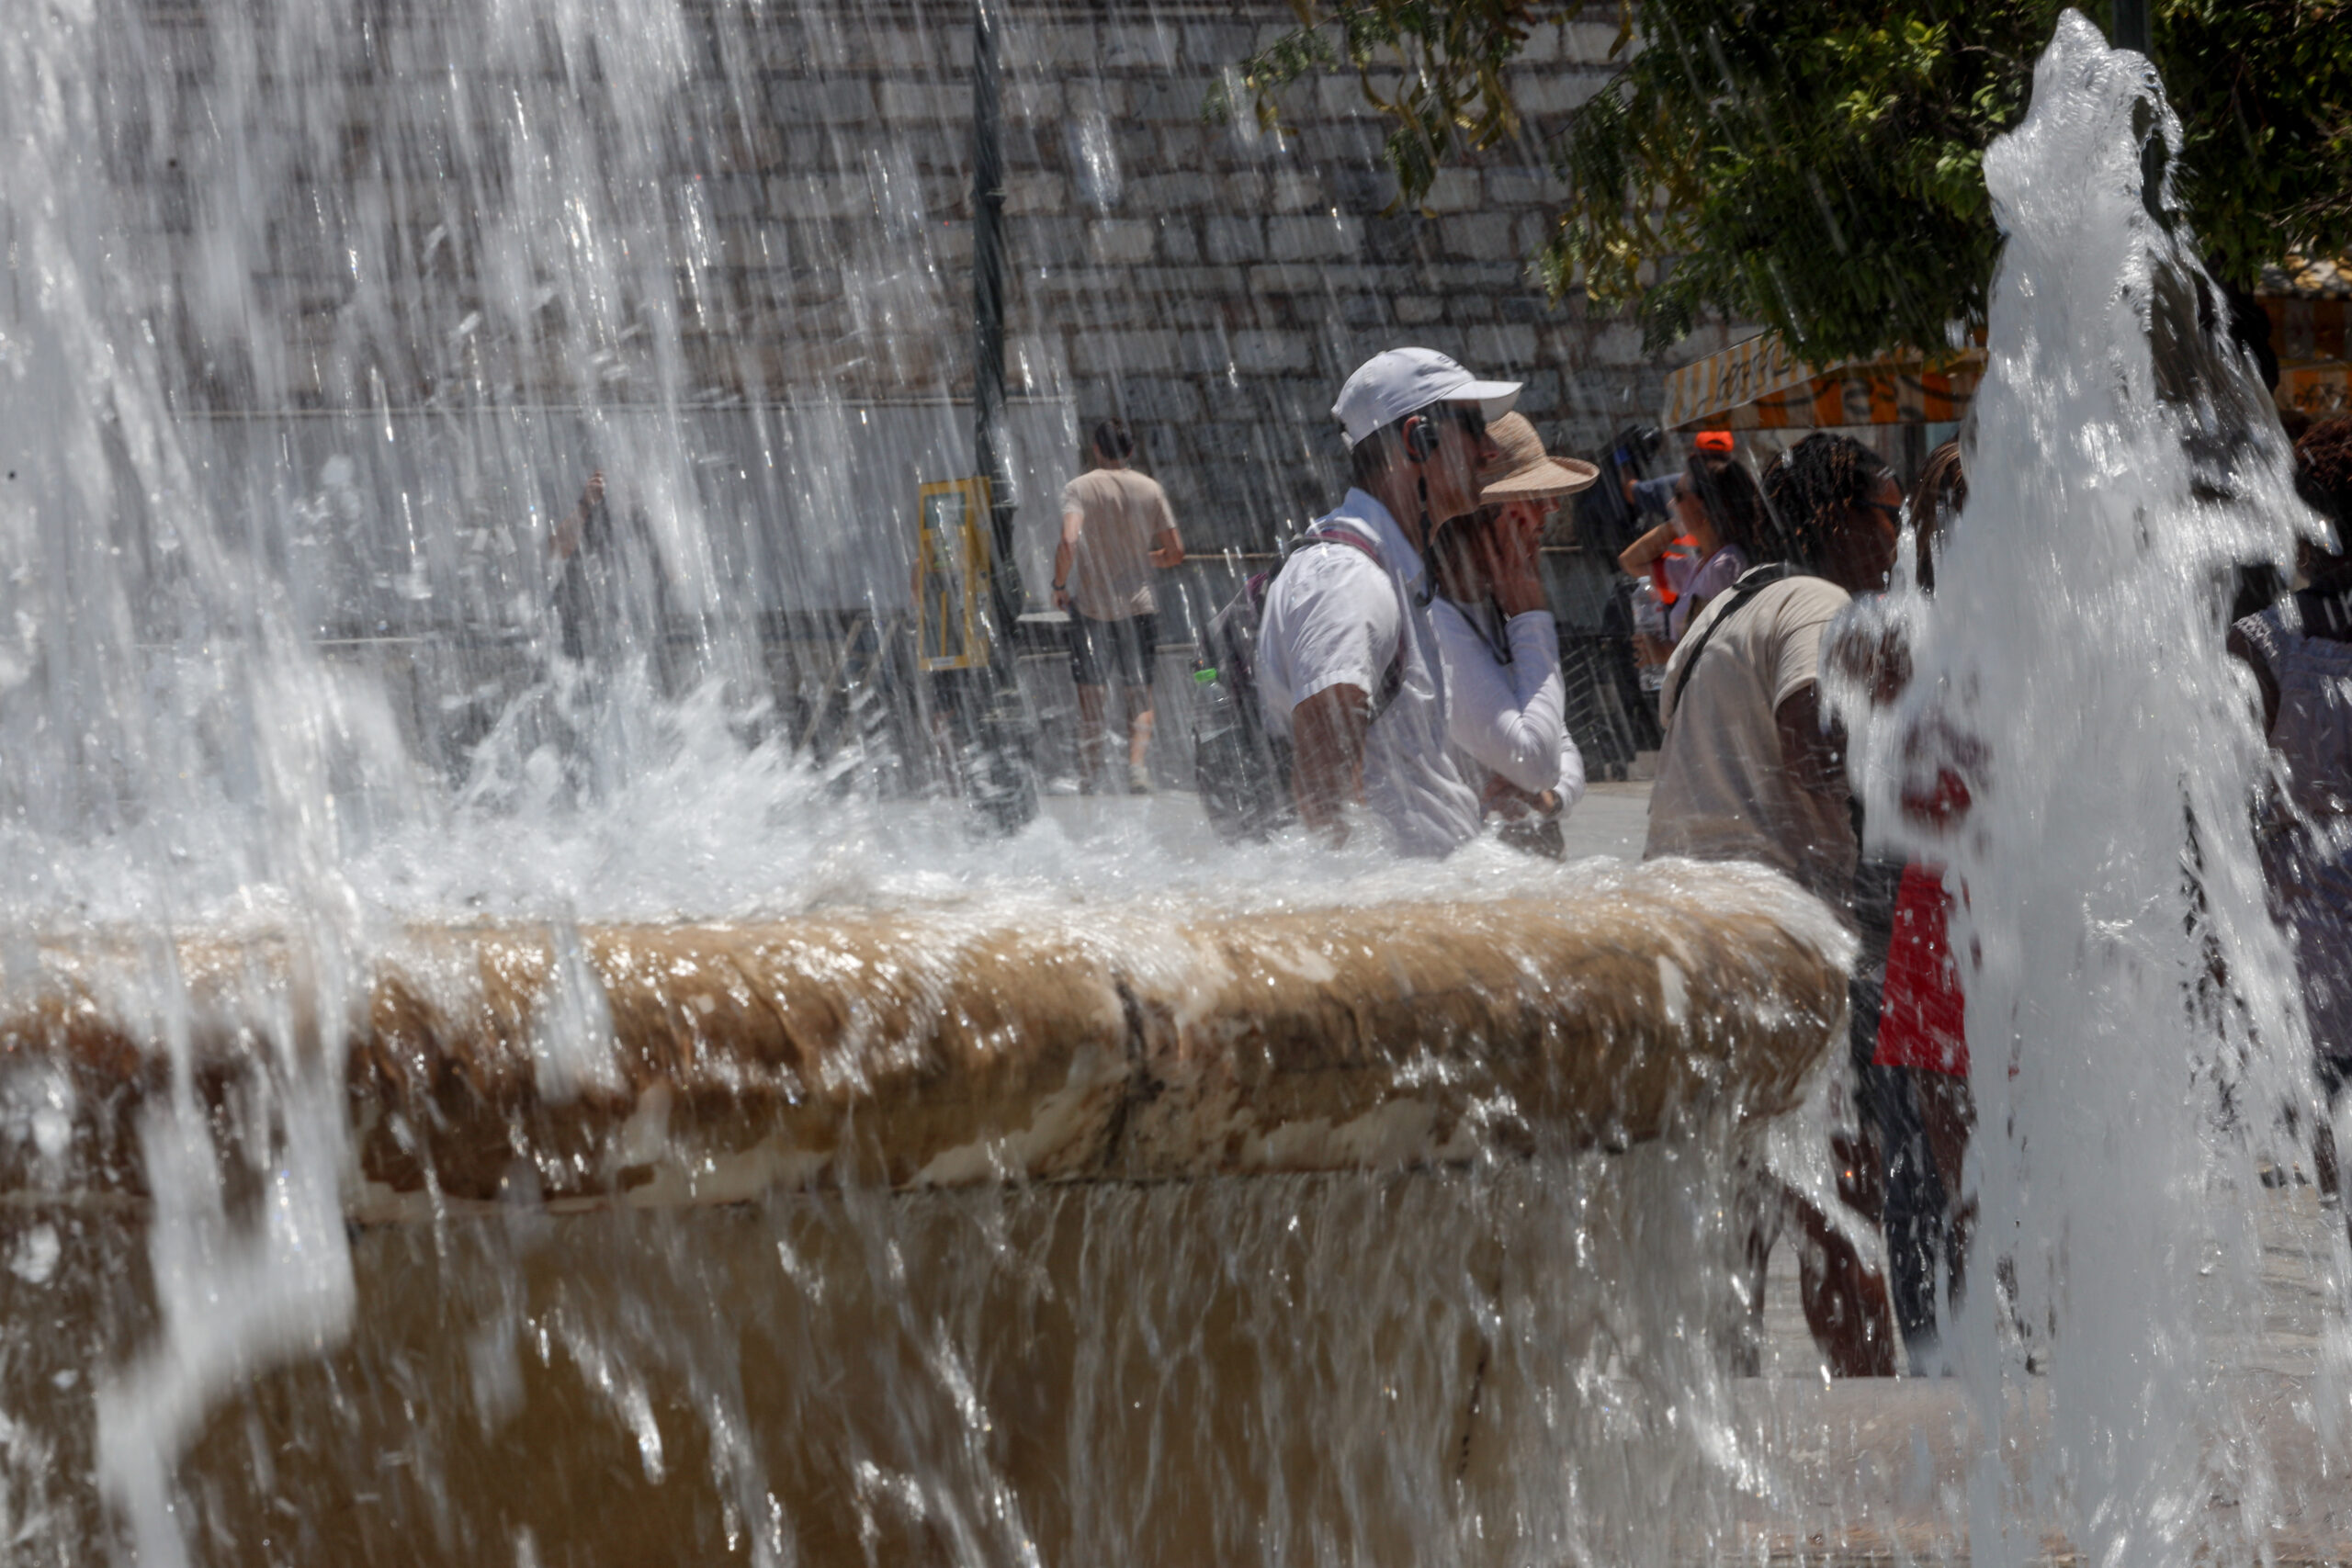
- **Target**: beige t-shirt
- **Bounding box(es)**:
[1644,574,1857,904]
[1060,468,1174,621]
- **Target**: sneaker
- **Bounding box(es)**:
[1127,761,1154,795]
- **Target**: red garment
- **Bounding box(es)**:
[1876,861,1968,1075]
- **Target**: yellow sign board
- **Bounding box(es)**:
[914,476,992,672]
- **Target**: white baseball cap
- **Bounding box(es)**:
[1332,347,1521,447]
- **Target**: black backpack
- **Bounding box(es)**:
[1190,529,1406,842]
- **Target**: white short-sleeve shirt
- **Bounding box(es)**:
[1256,490,1482,857]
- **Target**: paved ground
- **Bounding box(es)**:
[1036,775,1658,861]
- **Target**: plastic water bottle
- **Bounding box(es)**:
[1631,583,1668,695]
[1192,664,1238,731]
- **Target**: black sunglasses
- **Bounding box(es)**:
[1434,404,1488,441]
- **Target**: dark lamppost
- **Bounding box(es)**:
[958,0,1038,830]
[2111,0,2149,51]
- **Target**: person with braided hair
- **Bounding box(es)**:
[1645,429,1904,1377]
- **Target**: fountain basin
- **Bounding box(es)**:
[0,861,1847,1213]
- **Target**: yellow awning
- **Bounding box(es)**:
[1661,333,1984,432]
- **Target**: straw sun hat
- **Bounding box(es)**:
[1478,413,1600,503]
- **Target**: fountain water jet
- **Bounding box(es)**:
[1835,12,2339,1566]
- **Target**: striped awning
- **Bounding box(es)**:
[1661,333,1984,432]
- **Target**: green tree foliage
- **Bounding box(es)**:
[1216,1,2352,363]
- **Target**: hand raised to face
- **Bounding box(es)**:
[1478,504,1550,617]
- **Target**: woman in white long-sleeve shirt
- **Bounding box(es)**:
[1428,413,1599,854]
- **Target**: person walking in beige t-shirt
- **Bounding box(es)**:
[1053,419,1183,794]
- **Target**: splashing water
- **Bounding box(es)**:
[1838,12,2337,1563]
[0,0,2345,1562]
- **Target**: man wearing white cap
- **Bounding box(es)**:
[1255,347,1515,853]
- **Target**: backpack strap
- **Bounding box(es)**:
[1665,561,1802,718]
[1300,527,1408,722]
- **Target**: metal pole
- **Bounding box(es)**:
[961,0,1037,830]
[2111,0,2149,52]
[972,0,1023,639]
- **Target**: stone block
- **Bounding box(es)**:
[1244,264,1390,295]
[1009,23,1101,68]
[1099,21,1178,70]
[1419,169,1483,215]
[1158,220,1201,265]
[1217,169,1270,208]
[1394,295,1446,326]
[698,174,764,221]
[1269,171,1328,214]
[1133,79,1214,124]
[1514,23,1566,63]
[1450,296,1498,323]
[1515,210,1559,254]
[776,128,845,170]
[1089,220,1159,266]
[764,76,876,124]
[1229,331,1313,373]
[1485,167,1571,209]
[1204,217,1265,264]
[1498,292,1562,325]
[1178,331,1229,370]
[829,22,933,72]
[1018,217,1088,267]
[1138,265,1250,296]
[1180,23,1257,67]
[878,79,971,123]
[1562,21,1631,63]
[1252,20,1321,51]
[1316,73,1387,119]
[1266,215,1362,263]
[1065,80,1136,121]
[1004,80,1064,122]
[1591,322,1646,366]
[1466,324,1539,368]
[1425,263,1528,289]
[770,174,869,220]
[1007,333,1066,395]
[1124,173,1218,213]
[1512,368,1563,414]
[1114,378,1206,426]
[1071,330,1182,377]
[1360,215,1431,266]
[1444,213,1519,263]
[1510,72,1607,116]
[1004,173,1068,217]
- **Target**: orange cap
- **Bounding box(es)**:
[1694,430,1734,454]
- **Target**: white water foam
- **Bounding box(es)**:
[1838,12,2336,1562]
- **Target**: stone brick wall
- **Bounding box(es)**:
[119,0,1740,568]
